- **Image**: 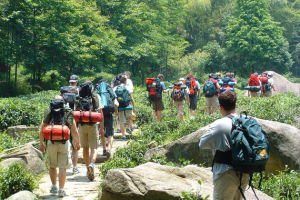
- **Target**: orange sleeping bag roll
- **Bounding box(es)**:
[73,111,103,123]
[42,125,70,141]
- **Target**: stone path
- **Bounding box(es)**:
[35,132,134,200]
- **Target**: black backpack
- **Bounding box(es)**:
[222,77,232,85]
[79,82,98,111]
[60,86,78,109]
[50,99,65,124]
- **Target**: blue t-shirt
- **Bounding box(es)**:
[161,82,166,90]
[196,81,200,89]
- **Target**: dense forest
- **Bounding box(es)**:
[0,0,299,96]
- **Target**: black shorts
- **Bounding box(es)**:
[151,99,165,111]
[104,113,114,138]
[189,94,197,111]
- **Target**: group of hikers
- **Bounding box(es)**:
[39,70,272,199]
[39,72,135,197]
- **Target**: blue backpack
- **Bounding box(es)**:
[96,81,115,115]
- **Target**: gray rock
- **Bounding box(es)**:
[0,144,46,175]
[145,118,300,173]
[100,162,273,200]
[6,190,36,200]
[7,125,39,138]
[148,141,158,149]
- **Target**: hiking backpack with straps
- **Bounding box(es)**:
[78,82,98,111]
[42,99,70,142]
[213,112,269,200]
[146,78,163,101]
[60,86,78,110]
[260,73,271,92]
[185,74,197,95]
[96,80,115,115]
[248,74,260,92]
[115,85,131,108]
[171,83,185,101]
[203,80,217,97]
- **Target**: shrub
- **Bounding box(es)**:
[0,131,39,152]
[181,181,210,200]
[0,163,36,199]
[253,166,300,200]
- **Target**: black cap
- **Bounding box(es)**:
[69,75,78,83]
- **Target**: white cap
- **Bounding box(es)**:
[179,77,185,81]
[268,72,273,76]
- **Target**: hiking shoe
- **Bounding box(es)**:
[50,185,58,194]
[126,128,133,134]
[121,136,126,140]
[103,149,107,156]
[106,150,111,159]
[116,129,121,133]
[58,189,66,197]
[87,163,95,181]
[73,166,79,174]
[132,124,138,130]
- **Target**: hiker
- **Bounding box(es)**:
[115,76,136,139]
[185,74,200,119]
[215,72,223,82]
[170,79,190,120]
[77,80,104,181]
[112,73,124,133]
[199,91,249,199]
[39,95,80,197]
[220,72,235,93]
[60,74,80,174]
[199,91,269,200]
[96,78,119,159]
[203,73,220,114]
[248,72,262,97]
[260,72,276,97]
[230,73,237,86]
[146,74,168,121]
[124,71,135,133]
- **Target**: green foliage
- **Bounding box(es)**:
[0,131,39,152]
[225,0,292,75]
[253,166,300,200]
[181,180,209,200]
[0,163,36,199]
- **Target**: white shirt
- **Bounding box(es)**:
[126,79,134,94]
[268,78,274,86]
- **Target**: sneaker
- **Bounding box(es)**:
[73,166,79,174]
[87,163,95,181]
[50,185,58,194]
[126,128,133,134]
[58,189,66,197]
[103,149,107,156]
[106,150,111,159]
[121,136,126,140]
[116,128,121,133]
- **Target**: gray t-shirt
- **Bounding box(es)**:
[199,117,233,180]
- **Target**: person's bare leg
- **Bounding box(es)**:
[212,107,216,113]
[72,149,78,168]
[128,119,133,129]
[190,110,195,118]
[90,148,97,164]
[100,132,106,152]
[83,147,90,168]
[157,111,162,121]
[49,168,57,185]
[120,123,126,137]
[107,136,114,151]
[206,107,210,114]
[58,168,66,189]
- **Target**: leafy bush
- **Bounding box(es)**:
[253,167,300,200]
[0,131,39,152]
[0,163,36,199]
[181,180,209,200]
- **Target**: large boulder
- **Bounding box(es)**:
[6,125,39,138]
[0,143,46,175]
[144,118,300,173]
[101,162,273,200]
[6,190,36,200]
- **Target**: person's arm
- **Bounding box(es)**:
[70,119,80,150]
[199,121,220,149]
[99,109,105,136]
[130,93,136,113]
[216,82,221,94]
[39,122,47,153]
[197,88,201,99]
[186,94,190,107]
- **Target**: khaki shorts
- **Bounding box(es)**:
[175,100,185,115]
[47,141,71,169]
[118,110,132,125]
[262,91,272,97]
[250,91,260,97]
[205,96,219,108]
[213,169,249,200]
[78,123,98,149]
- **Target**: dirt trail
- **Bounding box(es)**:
[35,133,131,200]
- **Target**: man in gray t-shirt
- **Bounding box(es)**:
[199,91,249,200]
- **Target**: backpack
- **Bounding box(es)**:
[115,85,131,108]
[203,79,217,97]
[222,77,232,86]
[171,83,185,101]
[249,74,260,92]
[79,82,98,111]
[146,78,163,101]
[96,80,115,115]
[60,86,78,110]
[185,74,197,95]
[259,73,270,91]
[213,113,269,199]
[50,99,65,124]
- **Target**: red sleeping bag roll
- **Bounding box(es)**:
[42,125,70,141]
[74,111,103,123]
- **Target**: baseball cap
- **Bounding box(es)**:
[69,75,78,83]
[179,77,185,81]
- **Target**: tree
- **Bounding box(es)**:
[225,0,292,75]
